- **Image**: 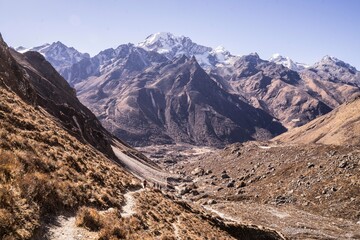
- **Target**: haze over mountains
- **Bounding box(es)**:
[17,32,360,147]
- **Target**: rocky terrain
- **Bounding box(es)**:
[1,34,284,239]
[146,141,360,239]
[76,54,285,147]
[137,98,360,239]
[4,29,360,239]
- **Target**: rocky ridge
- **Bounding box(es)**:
[21,32,360,147]
[16,41,89,80]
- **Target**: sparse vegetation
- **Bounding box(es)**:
[175,141,360,239]
[0,85,282,240]
[0,87,138,239]
[76,207,104,231]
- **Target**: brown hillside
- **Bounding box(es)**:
[0,85,137,239]
[273,95,360,145]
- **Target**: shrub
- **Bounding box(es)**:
[99,224,126,240]
[75,206,104,231]
[0,208,14,237]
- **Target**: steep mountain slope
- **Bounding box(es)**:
[212,53,360,128]
[8,48,119,159]
[274,95,360,145]
[138,32,238,68]
[212,53,333,128]
[77,54,286,147]
[1,34,283,239]
[16,41,90,79]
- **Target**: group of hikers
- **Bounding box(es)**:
[142,179,162,190]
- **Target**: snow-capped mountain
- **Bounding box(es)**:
[313,55,358,72]
[269,53,309,72]
[66,43,167,85]
[137,32,238,69]
[17,33,360,146]
[16,41,90,78]
[310,55,360,85]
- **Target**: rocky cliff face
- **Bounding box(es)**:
[211,53,359,128]
[77,54,285,147]
[23,33,360,146]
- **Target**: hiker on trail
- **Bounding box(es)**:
[143,179,147,188]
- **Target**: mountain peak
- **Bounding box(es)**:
[137,32,238,69]
[315,55,358,73]
[269,53,287,61]
[269,53,308,72]
[15,46,28,53]
[140,32,179,45]
[319,55,341,64]
[249,52,260,58]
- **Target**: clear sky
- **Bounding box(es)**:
[0,0,359,68]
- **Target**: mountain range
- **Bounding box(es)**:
[1,33,285,239]
[3,30,360,240]
[16,32,360,147]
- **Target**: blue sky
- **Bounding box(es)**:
[0,0,359,68]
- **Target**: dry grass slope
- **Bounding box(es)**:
[0,87,139,239]
[274,96,360,145]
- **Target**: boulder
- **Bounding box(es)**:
[191,167,205,176]
[221,173,230,179]
[227,180,235,188]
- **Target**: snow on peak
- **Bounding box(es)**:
[140,32,178,46]
[137,32,237,69]
[15,46,30,53]
[269,53,308,72]
[213,46,227,53]
[315,55,358,72]
[138,32,207,56]
[320,55,340,63]
[15,42,90,78]
[271,53,282,59]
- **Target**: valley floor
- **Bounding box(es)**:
[138,142,360,240]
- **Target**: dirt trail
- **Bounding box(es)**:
[47,188,145,240]
[47,216,97,240]
[172,216,181,240]
[121,188,145,218]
